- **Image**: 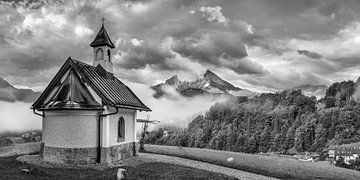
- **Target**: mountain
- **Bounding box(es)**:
[151,70,257,98]
[146,79,360,155]
[0,77,40,102]
[292,84,328,99]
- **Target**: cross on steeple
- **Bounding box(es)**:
[101,17,105,26]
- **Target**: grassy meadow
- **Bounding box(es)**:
[0,155,233,180]
[144,144,360,180]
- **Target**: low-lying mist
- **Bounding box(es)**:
[0,84,229,134]
[132,83,230,130]
[0,101,41,134]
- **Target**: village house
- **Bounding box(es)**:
[31,20,151,164]
[327,146,360,164]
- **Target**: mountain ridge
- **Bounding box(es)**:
[151,70,257,98]
[0,77,40,103]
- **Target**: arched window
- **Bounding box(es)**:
[107,49,111,62]
[118,117,125,141]
[96,48,104,60]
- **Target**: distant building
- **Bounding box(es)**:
[31,20,151,164]
[163,130,169,137]
[327,146,360,164]
[328,149,335,158]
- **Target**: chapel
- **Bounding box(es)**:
[31,20,151,164]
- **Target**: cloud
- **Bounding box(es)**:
[131,38,144,46]
[4,0,360,129]
[2,0,360,93]
[297,50,323,59]
[0,101,41,133]
[130,82,230,129]
[242,68,329,90]
[285,21,360,75]
[0,1,96,83]
[199,6,228,25]
[0,0,268,89]
[171,32,248,64]
[116,40,180,71]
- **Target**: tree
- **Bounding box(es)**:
[226,125,237,151]
[324,96,336,108]
[145,82,360,155]
[259,125,272,152]
[310,124,328,151]
[294,125,306,151]
[208,130,227,150]
[284,125,296,150]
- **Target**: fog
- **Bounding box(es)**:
[130,83,230,130]
[0,101,41,133]
[0,83,228,133]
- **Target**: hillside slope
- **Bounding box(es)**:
[0,77,40,102]
[146,79,360,155]
[144,145,360,180]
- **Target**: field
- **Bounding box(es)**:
[0,130,42,137]
[0,155,233,180]
[144,144,360,180]
[0,142,40,157]
[0,140,234,180]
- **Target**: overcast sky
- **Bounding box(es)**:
[2,0,360,93]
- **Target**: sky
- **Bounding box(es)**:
[2,0,360,92]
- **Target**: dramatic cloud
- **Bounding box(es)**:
[1,0,360,93]
[117,40,177,71]
[297,50,323,59]
[4,0,360,131]
[199,6,228,25]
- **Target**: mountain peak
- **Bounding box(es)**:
[150,69,252,98]
[0,77,12,88]
[202,70,241,91]
[204,69,217,78]
[165,75,179,86]
[203,70,222,82]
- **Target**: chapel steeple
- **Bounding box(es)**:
[90,18,115,73]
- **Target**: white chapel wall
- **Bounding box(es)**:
[42,110,99,148]
[101,107,136,147]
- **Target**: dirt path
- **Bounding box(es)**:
[120,153,278,180]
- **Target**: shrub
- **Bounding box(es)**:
[0,137,13,147]
[21,132,41,142]
[335,156,347,168]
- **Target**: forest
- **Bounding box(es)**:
[145,79,360,154]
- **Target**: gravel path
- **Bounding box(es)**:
[119,153,278,180]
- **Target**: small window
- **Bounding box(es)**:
[118,117,125,141]
[107,49,111,62]
[96,48,104,60]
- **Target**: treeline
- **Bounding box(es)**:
[145,80,360,154]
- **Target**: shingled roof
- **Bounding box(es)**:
[32,57,151,111]
[90,24,115,48]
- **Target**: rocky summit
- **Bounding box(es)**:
[151,70,257,98]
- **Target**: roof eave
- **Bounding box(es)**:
[31,57,73,108]
[89,42,115,49]
[38,107,105,111]
[114,104,152,112]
